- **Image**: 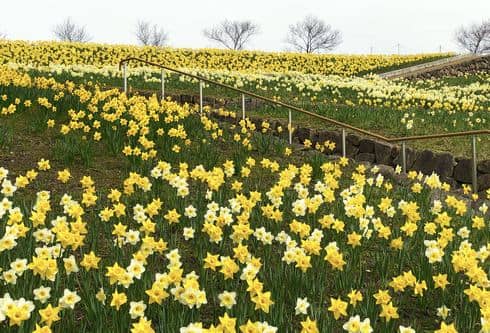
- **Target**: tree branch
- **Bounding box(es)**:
[204,20,259,50]
[285,16,342,53]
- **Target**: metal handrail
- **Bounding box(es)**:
[118,57,489,192]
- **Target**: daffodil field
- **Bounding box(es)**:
[0,41,451,76]
[1,41,487,157]
[0,41,489,333]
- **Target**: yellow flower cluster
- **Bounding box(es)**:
[0,40,451,76]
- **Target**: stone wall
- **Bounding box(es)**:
[168,93,267,110]
[154,92,490,194]
[211,112,490,194]
[405,55,490,80]
[292,123,490,193]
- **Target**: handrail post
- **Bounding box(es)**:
[401,141,407,173]
[341,129,346,158]
[123,62,127,95]
[199,81,203,114]
[161,69,165,100]
[472,135,478,193]
[288,109,292,145]
[241,94,246,120]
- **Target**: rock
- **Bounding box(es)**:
[443,177,460,190]
[477,174,490,191]
[478,160,490,174]
[310,130,323,145]
[393,146,418,170]
[394,172,410,186]
[211,113,225,121]
[374,142,395,165]
[269,120,284,133]
[359,160,373,168]
[337,133,359,157]
[249,116,263,129]
[358,139,375,153]
[347,134,361,146]
[168,94,180,102]
[214,98,226,108]
[412,150,433,173]
[376,164,396,179]
[294,127,311,144]
[433,152,456,178]
[201,97,215,106]
[346,145,359,158]
[242,97,253,109]
[357,153,376,163]
[312,130,342,154]
[180,94,193,104]
[411,150,455,178]
[254,99,266,109]
[453,159,473,184]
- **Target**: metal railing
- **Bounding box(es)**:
[119,57,489,193]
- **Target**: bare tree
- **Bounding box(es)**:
[455,20,490,54]
[53,18,91,43]
[135,21,168,47]
[135,21,152,46]
[286,16,342,53]
[203,20,259,50]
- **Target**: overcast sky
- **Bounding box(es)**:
[0,0,488,54]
